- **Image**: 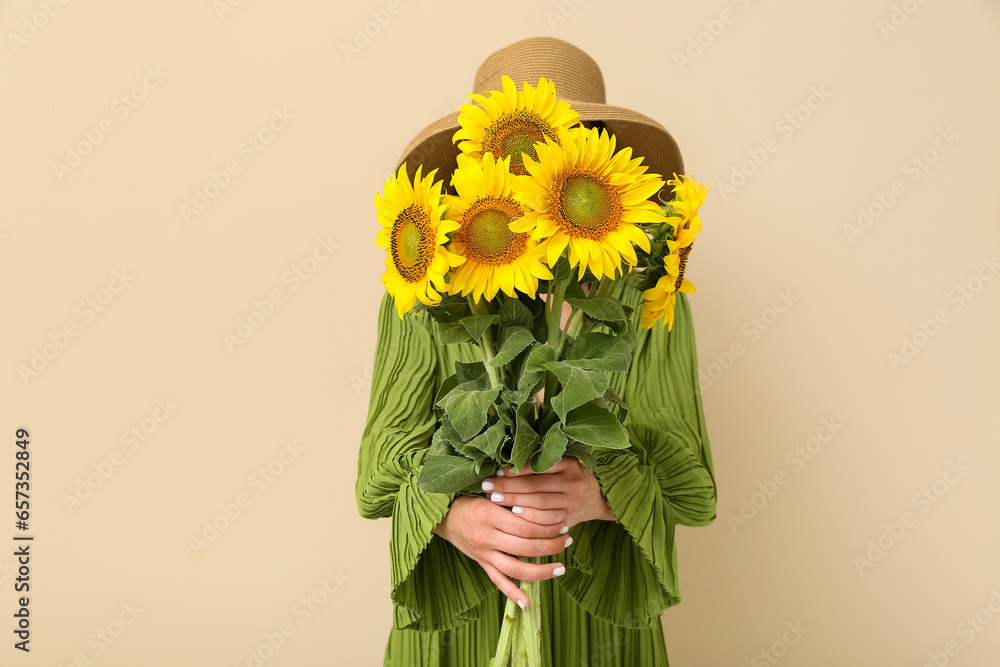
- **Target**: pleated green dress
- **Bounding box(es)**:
[356,269,717,666]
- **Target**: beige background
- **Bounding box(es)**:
[2,0,998,665]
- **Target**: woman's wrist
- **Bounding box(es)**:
[585,474,615,522]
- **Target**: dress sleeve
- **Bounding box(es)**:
[355,292,494,632]
[556,289,718,629]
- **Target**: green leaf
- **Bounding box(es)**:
[434,414,464,445]
[429,427,456,456]
[531,422,568,473]
[499,299,534,329]
[490,326,535,367]
[439,385,502,440]
[521,294,549,342]
[462,314,500,341]
[565,296,626,323]
[542,361,609,423]
[562,402,631,450]
[417,293,469,323]
[434,374,460,408]
[601,385,629,424]
[618,316,638,352]
[506,343,555,404]
[417,455,481,494]
[495,401,514,428]
[564,332,632,372]
[461,421,507,460]
[565,442,597,475]
[473,458,497,480]
[564,280,587,300]
[438,320,473,345]
[549,255,573,284]
[510,411,540,474]
[455,360,489,387]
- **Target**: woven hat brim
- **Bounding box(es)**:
[394,101,684,193]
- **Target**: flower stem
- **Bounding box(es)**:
[489,594,519,667]
[468,295,502,389]
[542,277,568,412]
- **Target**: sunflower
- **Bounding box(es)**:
[639,174,708,331]
[452,74,580,176]
[510,125,669,282]
[375,163,465,319]
[445,152,554,303]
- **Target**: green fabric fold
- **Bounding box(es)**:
[357,293,494,632]
[556,418,715,628]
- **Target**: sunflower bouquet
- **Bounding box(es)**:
[374,74,708,667]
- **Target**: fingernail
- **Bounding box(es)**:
[491,492,504,502]
[552,566,565,577]
[517,599,526,610]
[512,506,524,515]
[559,525,569,534]
[564,536,573,548]
[497,469,505,477]
[482,480,494,492]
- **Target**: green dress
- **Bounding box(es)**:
[356,269,717,666]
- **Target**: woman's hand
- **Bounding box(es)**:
[482,456,615,528]
[430,495,571,610]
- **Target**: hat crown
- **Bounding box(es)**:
[472,36,606,104]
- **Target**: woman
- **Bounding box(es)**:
[357,36,718,666]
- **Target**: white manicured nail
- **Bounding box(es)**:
[482,480,494,492]
[552,566,565,577]
[564,536,573,548]
[491,492,504,502]
[497,469,505,477]
[559,525,569,534]
[517,599,525,610]
[512,506,524,515]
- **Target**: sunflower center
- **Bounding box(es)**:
[459,196,527,265]
[554,171,622,239]
[391,204,435,283]
[482,110,557,175]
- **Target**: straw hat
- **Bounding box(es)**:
[395,36,684,196]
